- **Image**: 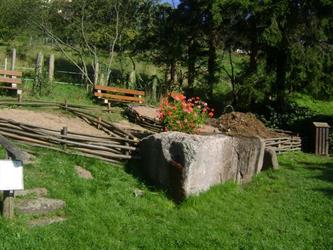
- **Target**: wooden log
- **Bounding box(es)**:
[0,118,136,143]
[0,134,26,161]
[76,148,139,160]
[0,127,137,153]
[0,131,53,146]
[14,142,122,165]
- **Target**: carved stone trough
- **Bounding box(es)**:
[139,132,268,201]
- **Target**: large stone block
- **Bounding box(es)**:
[139,132,265,201]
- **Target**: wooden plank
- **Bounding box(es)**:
[0,77,22,84]
[0,86,19,90]
[0,70,22,77]
[94,92,144,103]
[94,85,145,96]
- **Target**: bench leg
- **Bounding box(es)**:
[108,102,111,113]
[17,89,22,103]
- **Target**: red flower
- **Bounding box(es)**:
[209,112,214,118]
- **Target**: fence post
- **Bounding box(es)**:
[34,52,44,95]
[61,126,68,150]
[49,54,55,83]
[4,58,7,77]
[94,61,99,85]
[11,49,16,71]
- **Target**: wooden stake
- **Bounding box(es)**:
[61,126,68,150]
[2,190,15,219]
[4,58,7,77]
[11,49,16,71]
[49,54,55,82]
[94,61,99,85]
[108,102,111,113]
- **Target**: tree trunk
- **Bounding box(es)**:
[276,49,287,111]
[208,32,218,100]
[250,39,258,72]
[170,60,177,87]
[187,40,197,88]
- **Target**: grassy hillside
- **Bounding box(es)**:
[293,93,333,116]
[0,149,332,249]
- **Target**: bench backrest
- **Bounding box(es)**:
[94,85,145,104]
[0,70,22,86]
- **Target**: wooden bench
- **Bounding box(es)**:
[94,85,145,105]
[0,70,23,99]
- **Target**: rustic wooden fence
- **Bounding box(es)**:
[0,100,140,163]
[264,136,302,154]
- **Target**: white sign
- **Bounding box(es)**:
[0,160,24,191]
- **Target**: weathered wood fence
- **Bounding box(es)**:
[0,100,140,163]
[264,136,302,154]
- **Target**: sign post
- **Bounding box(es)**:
[0,160,24,219]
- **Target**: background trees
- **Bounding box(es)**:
[0,0,332,111]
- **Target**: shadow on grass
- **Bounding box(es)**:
[312,188,333,199]
[124,159,165,193]
[300,161,333,198]
[300,161,333,183]
[124,159,183,204]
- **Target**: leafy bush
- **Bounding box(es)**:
[159,95,214,134]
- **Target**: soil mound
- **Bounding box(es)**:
[217,112,283,139]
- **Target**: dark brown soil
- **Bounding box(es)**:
[215,112,285,139]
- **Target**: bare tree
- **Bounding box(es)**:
[32,0,121,91]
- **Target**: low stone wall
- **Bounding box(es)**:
[139,132,266,201]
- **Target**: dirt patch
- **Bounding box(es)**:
[130,105,159,120]
[215,112,284,139]
[0,108,108,136]
[114,120,149,132]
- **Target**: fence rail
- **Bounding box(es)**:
[264,136,302,154]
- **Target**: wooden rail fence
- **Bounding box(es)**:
[264,136,302,154]
[0,100,140,163]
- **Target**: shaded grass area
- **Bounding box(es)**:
[0,150,331,249]
[293,93,333,116]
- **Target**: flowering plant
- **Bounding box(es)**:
[159,94,214,134]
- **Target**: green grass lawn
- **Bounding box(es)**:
[0,149,331,249]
